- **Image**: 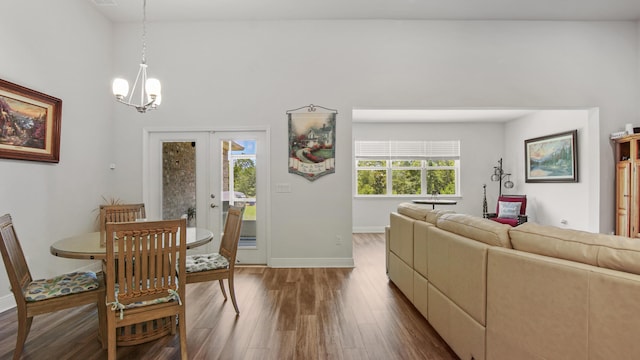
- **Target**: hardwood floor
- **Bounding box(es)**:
[0,233,457,360]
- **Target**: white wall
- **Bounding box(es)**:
[504,110,595,231]
[107,20,638,265]
[0,0,114,310]
[1,12,639,308]
[352,121,504,232]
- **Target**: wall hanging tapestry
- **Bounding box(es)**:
[287,104,337,181]
[0,78,62,163]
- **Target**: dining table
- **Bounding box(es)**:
[50,226,214,346]
[50,227,214,260]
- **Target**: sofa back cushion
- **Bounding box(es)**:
[397,202,454,224]
[510,222,640,275]
[487,247,591,359]
[437,213,512,248]
[427,226,490,326]
[397,202,430,221]
[426,209,455,224]
[389,212,415,267]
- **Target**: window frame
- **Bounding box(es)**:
[354,140,461,198]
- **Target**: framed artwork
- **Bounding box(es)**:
[525,129,578,183]
[287,104,337,181]
[0,79,62,163]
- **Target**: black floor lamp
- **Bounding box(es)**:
[490,158,514,197]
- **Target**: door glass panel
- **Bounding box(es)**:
[162,141,197,226]
[222,139,257,248]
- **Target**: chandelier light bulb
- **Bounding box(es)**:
[145,78,161,97]
[112,78,129,99]
[504,178,514,188]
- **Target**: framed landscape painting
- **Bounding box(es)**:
[0,79,62,163]
[525,130,578,183]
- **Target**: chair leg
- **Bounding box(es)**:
[170,315,177,335]
[107,318,117,360]
[179,309,188,360]
[228,276,239,314]
[13,313,32,360]
[96,299,107,349]
[218,279,227,301]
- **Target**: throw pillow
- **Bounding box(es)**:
[498,201,521,219]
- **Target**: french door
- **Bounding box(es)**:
[211,131,267,264]
[145,129,268,264]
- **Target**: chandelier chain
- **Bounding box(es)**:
[141,0,147,64]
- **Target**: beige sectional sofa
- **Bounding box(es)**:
[386,202,640,360]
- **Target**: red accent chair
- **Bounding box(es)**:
[487,195,527,226]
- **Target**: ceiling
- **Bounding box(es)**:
[92,0,633,123]
[91,0,640,23]
[352,109,538,123]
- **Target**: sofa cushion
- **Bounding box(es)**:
[426,209,456,224]
[437,213,512,248]
[510,222,640,275]
[397,202,430,221]
[390,212,414,266]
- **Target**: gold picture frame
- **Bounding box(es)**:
[0,78,62,163]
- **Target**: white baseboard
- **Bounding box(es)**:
[0,294,16,313]
[269,257,354,268]
[352,226,386,233]
[0,262,103,313]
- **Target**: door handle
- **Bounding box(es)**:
[210,204,217,208]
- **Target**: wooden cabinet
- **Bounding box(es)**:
[615,134,640,237]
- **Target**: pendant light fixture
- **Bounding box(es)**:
[112,0,161,113]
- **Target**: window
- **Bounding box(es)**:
[355,140,460,196]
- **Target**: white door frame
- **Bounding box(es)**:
[142,126,271,264]
[211,130,269,264]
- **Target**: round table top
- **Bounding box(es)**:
[50,227,214,260]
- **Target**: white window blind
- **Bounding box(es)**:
[355,140,460,160]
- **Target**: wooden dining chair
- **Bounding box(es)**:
[104,218,187,360]
[185,206,244,314]
[99,203,146,246]
[0,213,106,360]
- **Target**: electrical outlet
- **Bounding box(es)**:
[336,235,342,245]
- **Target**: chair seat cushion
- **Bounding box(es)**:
[25,271,99,302]
[185,253,229,273]
[109,282,181,319]
[492,217,519,227]
[115,283,180,310]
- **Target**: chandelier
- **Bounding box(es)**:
[112,0,161,113]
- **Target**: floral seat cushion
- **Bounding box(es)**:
[185,253,229,273]
[109,281,181,319]
[25,271,99,302]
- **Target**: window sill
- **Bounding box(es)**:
[354,195,463,200]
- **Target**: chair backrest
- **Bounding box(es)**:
[0,214,32,305]
[104,218,186,307]
[496,195,527,215]
[99,203,146,246]
[219,206,244,269]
